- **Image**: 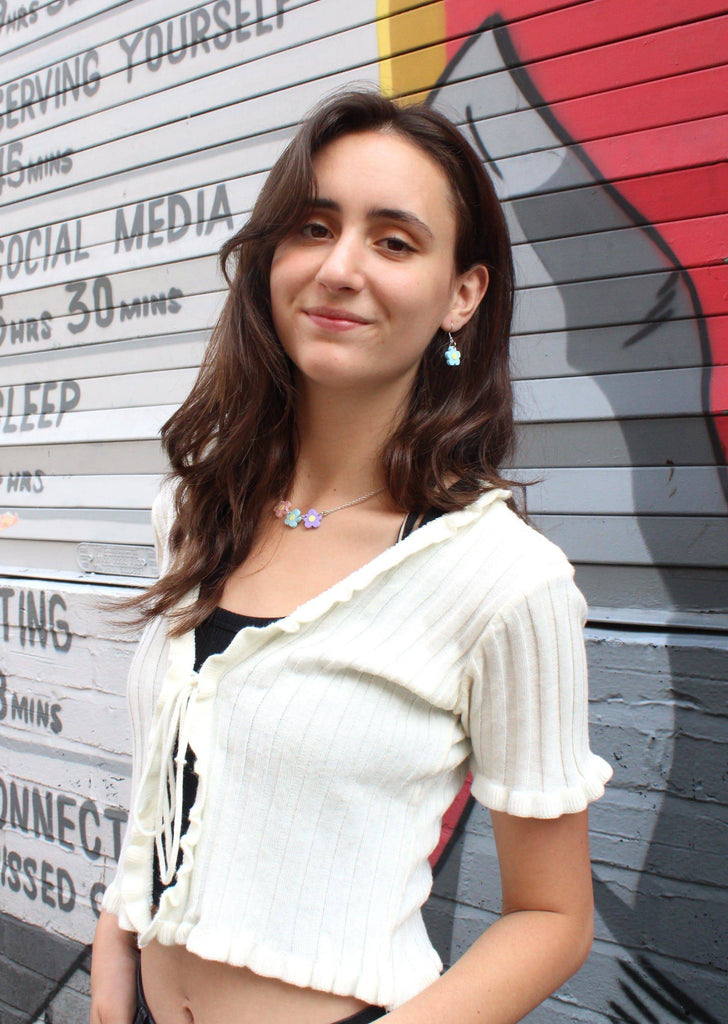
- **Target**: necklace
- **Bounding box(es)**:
[273,488,385,529]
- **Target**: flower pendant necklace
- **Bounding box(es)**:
[273,488,385,530]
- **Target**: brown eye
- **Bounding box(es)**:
[382,236,414,253]
[301,222,330,239]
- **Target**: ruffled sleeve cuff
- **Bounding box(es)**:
[463,571,613,818]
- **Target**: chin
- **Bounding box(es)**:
[288,349,357,385]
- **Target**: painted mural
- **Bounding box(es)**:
[394,5,728,1022]
[0,2,726,1022]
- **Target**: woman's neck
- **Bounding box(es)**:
[291,384,402,506]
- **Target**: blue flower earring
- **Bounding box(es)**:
[445,324,461,366]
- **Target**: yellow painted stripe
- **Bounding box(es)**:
[376,0,395,96]
[377,0,447,102]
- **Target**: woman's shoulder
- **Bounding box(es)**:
[464,489,578,601]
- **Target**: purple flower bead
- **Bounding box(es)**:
[303,508,322,529]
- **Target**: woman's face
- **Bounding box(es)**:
[269,129,487,400]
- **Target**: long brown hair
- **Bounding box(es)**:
[133,88,516,635]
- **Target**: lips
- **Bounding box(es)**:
[305,306,373,325]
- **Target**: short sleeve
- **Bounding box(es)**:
[463,572,613,818]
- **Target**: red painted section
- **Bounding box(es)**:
[442,0,728,448]
[582,114,728,178]
[603,165,728,224]
[445,4,728,67]
[448,0,585,25]
[549,66,728,141]
[713,414,728,458]
[509,18,728,102]
[693,267,728,324]
[515,216,728,277]
[429,772,473,868]
[710,368,728,414]
[504,0,728,56]
[655,215,728,272]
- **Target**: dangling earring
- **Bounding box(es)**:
[445,324,460,366]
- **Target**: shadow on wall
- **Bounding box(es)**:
[0,911,90,1024]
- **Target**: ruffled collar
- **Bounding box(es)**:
[171,487,511,673]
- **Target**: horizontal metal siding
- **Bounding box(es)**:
[2,1,725,608]
[0,5,726,1024]
[0,0,381,578]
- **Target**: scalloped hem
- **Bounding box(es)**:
[101,885,142,937]
[471,753,614,818]
[101,883,123,915]
[126,917,442,1011]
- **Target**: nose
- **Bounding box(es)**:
[314,232,364,292]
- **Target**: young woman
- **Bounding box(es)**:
[90,89,612,1024]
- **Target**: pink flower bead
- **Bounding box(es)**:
[274,500,292,519]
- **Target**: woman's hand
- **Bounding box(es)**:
[90,909,139,1024]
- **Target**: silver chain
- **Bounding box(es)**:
[320,487,385,517]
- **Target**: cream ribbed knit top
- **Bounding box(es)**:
[102,484,612,1011]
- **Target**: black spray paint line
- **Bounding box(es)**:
[610,955,722,1024]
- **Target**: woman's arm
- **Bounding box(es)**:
[385,808,595,1024]
[89,909,140,1024]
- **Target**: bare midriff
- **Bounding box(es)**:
[140,941,373,1024]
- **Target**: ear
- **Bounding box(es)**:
[442,264,489,332]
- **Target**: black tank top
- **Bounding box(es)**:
[151,508,445,908]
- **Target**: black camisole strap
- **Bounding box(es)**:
[397,506,445,542]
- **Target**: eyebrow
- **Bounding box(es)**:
[310,197,435,241]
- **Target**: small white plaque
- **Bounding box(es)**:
[76,543,158,577]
